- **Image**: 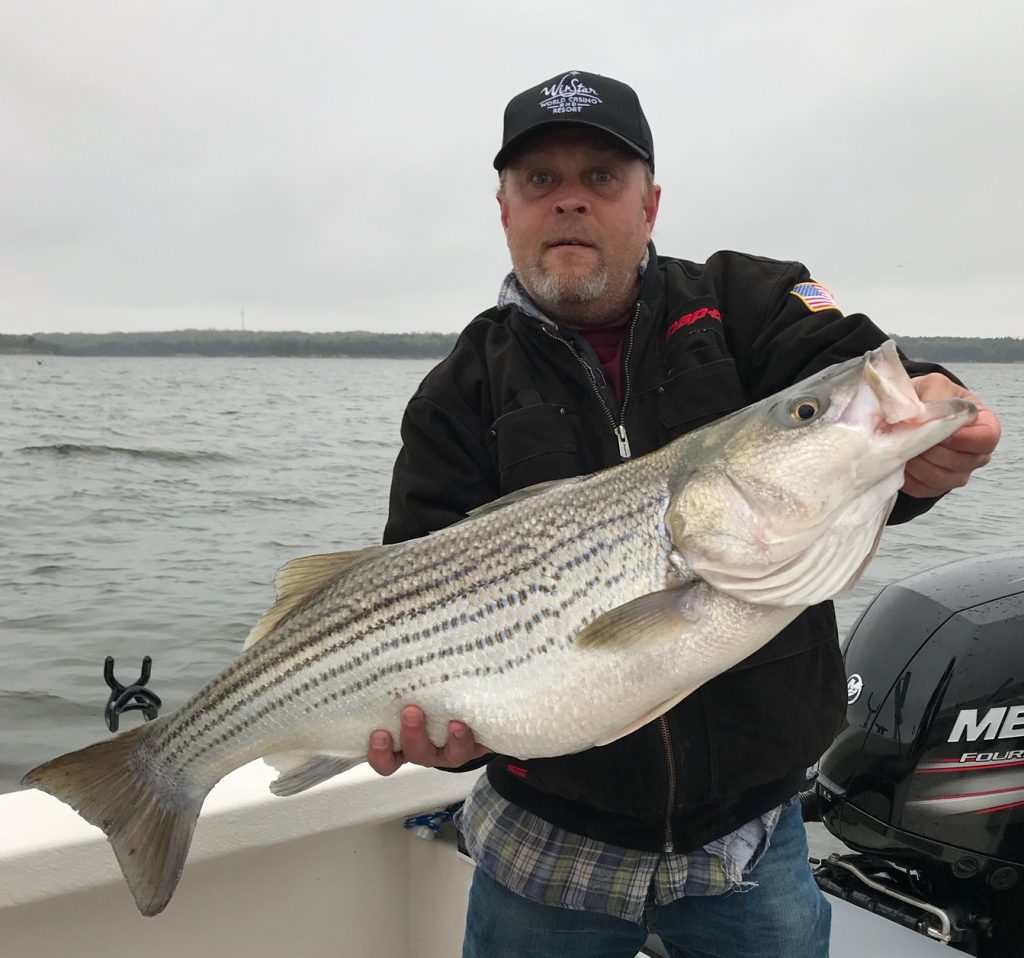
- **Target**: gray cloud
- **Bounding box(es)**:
[1,0,1020,336]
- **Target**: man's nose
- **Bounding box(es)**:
[552,191,589,215]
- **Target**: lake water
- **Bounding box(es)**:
[1,356,1022,795]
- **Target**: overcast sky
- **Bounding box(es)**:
[2,0,1021,337]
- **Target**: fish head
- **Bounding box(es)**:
[667,340,977,606]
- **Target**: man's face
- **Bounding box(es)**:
[497,127,660,328]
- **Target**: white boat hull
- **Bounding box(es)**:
[0,761,946,957]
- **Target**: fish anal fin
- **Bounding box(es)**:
[573,583,703,652]
[21,719,206,917]
[244,548,388,649]
[265,751,363,796]
[593,686,700,747]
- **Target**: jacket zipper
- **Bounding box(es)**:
[540,300,641,461]
[616,301,640,459]
[658,716,677,852]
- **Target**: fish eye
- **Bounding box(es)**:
[790,398,820,421]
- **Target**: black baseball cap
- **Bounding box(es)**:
[493,70,654,172]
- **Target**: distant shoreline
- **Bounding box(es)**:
[2,330,1022,362]
[0,330,459,360]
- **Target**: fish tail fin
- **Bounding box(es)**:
[22,718,207,916]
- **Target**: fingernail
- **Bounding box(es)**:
[402,708,419,727]
[371,732,388,749]
[450,726,466,740]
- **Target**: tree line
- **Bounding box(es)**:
[1,330,1022,361]
[890,337,1024,363]
[0,330,459,358]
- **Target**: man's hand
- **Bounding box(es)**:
[903,374,1001,498]
[367,705,491,776]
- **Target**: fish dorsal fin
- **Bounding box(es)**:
[243,548,385,649]
[466,477,582,519]
[573,583,703,652]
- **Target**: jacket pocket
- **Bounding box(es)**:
[657,357,749,437]
[487,402,578,493]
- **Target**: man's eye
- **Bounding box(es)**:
[592,170,614,184]
[529,172,553,186]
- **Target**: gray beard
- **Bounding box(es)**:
[524,264,609,308]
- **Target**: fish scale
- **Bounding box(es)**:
[148,470,667,777]
[21,341,978,915]
[158,476,674,779]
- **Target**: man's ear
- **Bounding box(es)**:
[497,191,510,234]
[644,184,662,239]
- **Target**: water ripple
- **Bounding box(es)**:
[0,356,1020,794]
[18,443,234,463]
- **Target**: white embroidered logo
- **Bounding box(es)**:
[538,72,602,115]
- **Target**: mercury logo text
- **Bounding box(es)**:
[947,705,1024,743]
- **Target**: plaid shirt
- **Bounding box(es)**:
[459,775,782,922]
[459,265,781,922]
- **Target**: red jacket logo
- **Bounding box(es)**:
[667,306,722,340]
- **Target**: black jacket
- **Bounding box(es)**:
[383,247,950,853]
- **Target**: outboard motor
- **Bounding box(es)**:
[811,551,1024,957]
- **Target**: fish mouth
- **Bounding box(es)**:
[863,340,924,425]
[844,340,977,450]
[833,339,925,435]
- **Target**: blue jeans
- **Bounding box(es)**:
[462,801,830,958]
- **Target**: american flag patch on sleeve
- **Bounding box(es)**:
[789,282,840,313]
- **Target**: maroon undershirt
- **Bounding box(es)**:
[580,326,626,402]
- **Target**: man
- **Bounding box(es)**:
[367,70,1000,957]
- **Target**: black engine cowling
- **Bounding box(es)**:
[814,551,1024,955]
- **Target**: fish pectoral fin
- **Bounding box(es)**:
[592,686,701,747]
[573,583,703,651]
[265,751,364,796]
[244,547,391,649]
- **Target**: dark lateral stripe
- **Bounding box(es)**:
[157,504,663,765]
[158,500,655,756]
[159,518,654,766]
[174,554,636,769]
[159,520,651,766]
[251,504,645,672]
[186,592,590,766]
[261,499,655,677]
[173,525,538,707]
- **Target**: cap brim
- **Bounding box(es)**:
[493,120,651,171]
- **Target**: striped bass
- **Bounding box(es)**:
[23,340,975,915]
